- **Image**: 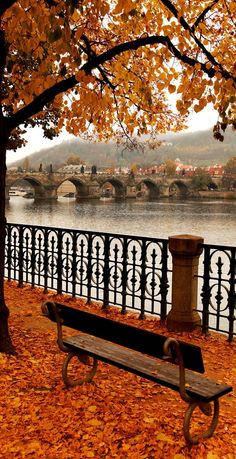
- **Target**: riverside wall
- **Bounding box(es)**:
[198,191,236,199]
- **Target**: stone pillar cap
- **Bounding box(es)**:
[169,234,204,256]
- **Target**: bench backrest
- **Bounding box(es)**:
[44,302,205,374]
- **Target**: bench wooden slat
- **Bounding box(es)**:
[63,333,232,403]
[47,302,205,373]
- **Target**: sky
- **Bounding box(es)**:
[6,104,219,165]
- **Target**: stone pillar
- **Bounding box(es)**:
[86,183,101,199]
[39,185,58,200]
[167,234,203,331]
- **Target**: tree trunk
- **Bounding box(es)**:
[0,122,15,354]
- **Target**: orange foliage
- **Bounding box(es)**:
[1,281,235,458]
[1,0,236,148]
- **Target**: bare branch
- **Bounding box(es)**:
[223,0,236,27]
[192,0,220,31]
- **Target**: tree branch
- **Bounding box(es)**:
[0,31,6,87]
[8,33,235,132]
[0,31,10,142]
[192,0,220,31]
[159,0,227,75]
[223,0,236,27]
[0,0,17,18]
[80,35,116,90]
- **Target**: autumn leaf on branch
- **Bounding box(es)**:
[1,0,235,148]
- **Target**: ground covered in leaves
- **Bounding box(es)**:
[0,281,235,458]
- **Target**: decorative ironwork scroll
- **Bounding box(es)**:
[198,244,236,342]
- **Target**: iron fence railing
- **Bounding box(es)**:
[5,223,171,320]
[197,243,236,342]
[4,223,235,341]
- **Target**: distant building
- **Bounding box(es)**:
[176,163,194,176]
[114,167,129,174]
[57,164,86,173]
[207,165,224,176]
[7,166,18,172]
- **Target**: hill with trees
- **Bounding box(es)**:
[10,128,235,171]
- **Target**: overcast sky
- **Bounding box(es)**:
[7,104,219,165]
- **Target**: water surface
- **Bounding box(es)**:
[6,197,236,246]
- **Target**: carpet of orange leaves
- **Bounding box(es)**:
[0,280,235,459]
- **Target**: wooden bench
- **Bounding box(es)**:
[42,301,233,445]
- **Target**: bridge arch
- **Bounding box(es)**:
[136,179,162,200]
[7,176,47,199]
[57,177,89,199]
[99,177,126,199]
[168,180,190,197]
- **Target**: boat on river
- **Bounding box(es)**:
[9,187,28,197]
[100,189,114,201]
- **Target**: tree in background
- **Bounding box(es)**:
[164,159,176,176]
[224,157,236,175]
[223,157,236,189]
[22,157,29,172]
[130,163,138,174]
[65,154,85,166]
[0,0,235,353]
[191,167,213,190]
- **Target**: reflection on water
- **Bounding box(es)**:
[6,197,236,245]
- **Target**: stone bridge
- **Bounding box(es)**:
[6,171,225,200]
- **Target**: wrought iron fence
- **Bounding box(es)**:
[197,243,236,342]
[4,223,235,341]
[5,223,171,320]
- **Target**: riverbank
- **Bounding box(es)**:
[2,281,235,458]
[198,191,236,199]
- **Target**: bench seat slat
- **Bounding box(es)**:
[63,333,232,403]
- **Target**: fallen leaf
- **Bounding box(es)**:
[143,417,156,424]
[87,418,102,427]
[87,405,97,413]
[156,433,175,444]
[207,453,221,459]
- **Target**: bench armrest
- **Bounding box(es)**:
[164,338,193,403]
[42,301,70,353]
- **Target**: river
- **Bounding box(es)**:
[5,196,236,246]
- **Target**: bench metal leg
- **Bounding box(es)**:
[183,399,219,445]
[62,351,98,387]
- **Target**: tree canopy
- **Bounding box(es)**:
[65,154,85,165]
[1,0,236,151]
[224,157,236,174]
[0,0,236,353]
[191,167,212,190]
[164,158,177,176]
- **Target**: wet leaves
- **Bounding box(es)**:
[0,281,235,458]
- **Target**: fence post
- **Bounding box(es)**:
[102,234,110,310]
[167,234,203,331]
